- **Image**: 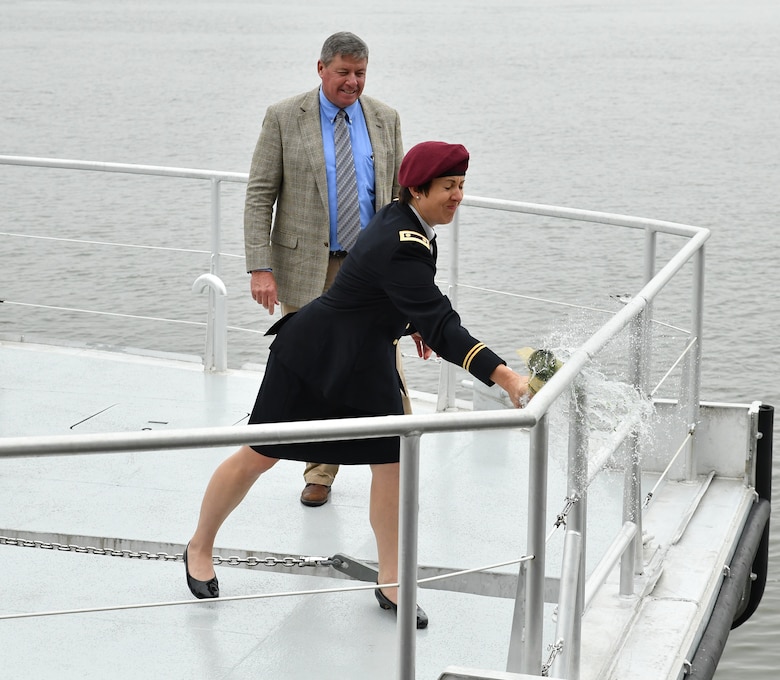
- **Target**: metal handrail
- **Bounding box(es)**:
[0,154,247,182]
[0,154,711,679]
[0,408,539,459]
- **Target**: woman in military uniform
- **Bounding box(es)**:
[184,141,530,629]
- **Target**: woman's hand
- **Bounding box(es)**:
[490,364,531,408]
[411,332,434,360]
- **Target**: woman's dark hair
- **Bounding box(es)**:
[398,181,432,205]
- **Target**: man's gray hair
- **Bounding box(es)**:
[320,32,369,65]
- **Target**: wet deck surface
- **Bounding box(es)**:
[0,340,546,679]
[0,340,756,680]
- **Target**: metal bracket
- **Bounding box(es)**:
[330,553,379,582]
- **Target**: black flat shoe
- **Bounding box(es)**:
[184,543,219,599]
[374,587,428,629]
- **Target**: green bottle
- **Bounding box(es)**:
[516,347,563,395]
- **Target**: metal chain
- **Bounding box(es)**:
[0,535,334,568]
[215,554,335,568]
[541,638,564,677]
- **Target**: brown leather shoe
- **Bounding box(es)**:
[300,483,331,507]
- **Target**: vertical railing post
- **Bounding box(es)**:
[506,561,527,671]
[396,432,422,680]
[620,433,641,592]
[550,529,583,680]
[508,412,549,675]
[212,286,228,372]
[640,226,656,389]
[684,246,705,481]
[621,226,655,582]
[437,210,460,411]
[562,383,588,680]
[209,177,222,279]
[207,177,227,371]
[623,307,647,587]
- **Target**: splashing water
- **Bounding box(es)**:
[530,324,658,492]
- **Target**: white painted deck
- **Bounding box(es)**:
[0,339,758,680]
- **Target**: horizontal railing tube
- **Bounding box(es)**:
[0,408,538,459]
[0,154,247,183]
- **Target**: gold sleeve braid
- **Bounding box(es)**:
[462,342,486,372]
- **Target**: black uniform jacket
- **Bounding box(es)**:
[265,201,505,415]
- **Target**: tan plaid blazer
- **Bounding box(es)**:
[244,87,403,308]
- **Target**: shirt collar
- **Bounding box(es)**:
[409,205,437,243]
[319,88,360,123]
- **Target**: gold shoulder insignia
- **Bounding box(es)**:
[398,230,430,249]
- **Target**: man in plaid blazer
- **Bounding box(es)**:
[243,31,404,506]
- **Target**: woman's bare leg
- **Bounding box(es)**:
[370,462,400,602]
[187,444,278,580]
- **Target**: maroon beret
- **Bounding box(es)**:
[397,141,469,188]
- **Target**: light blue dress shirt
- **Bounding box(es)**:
[319,89,376,251]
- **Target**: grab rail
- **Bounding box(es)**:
[0,154,711,679]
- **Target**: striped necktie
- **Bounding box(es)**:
[334,109,361,251]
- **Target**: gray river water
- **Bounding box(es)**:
[2,1,779,677]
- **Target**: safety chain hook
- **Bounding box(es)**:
[554,495,580,528]
[541,638,564,677]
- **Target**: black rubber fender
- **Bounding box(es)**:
[687,498,771,679]
[732,402,773,628]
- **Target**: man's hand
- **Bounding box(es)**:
[250,271,280,315]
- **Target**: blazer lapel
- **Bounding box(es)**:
[361,96,388,210]
[298,88,329,213]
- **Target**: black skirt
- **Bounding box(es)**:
[247,353,400,464]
